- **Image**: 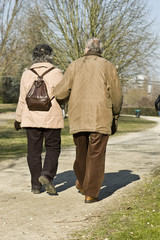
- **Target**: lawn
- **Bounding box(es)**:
[0,104,159,240]
[0,104,157,161]
[70,173,160,240]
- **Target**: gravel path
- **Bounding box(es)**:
[0,113,160,240]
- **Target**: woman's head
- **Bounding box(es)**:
[32,44,53,63]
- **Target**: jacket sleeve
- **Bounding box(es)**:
[109,66,123,117]
[155,95,160,111]
[15,71,28,122]
[54,63,73,100]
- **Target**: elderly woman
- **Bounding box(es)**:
[14,44,64,194]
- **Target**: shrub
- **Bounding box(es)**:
[1,76,20,103]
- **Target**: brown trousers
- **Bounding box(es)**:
[73,132,109,198]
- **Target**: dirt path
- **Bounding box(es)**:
[0,114,160,240]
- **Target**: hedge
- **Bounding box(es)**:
[1,76,20,103]
[121,107,158,116]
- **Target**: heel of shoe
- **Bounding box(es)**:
[85,196,98,203]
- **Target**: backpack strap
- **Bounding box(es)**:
[30,67,54,78]
[30,67,55,101]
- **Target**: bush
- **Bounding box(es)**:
[1,76,20,103]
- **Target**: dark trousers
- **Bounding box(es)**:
[26,128,61,190]
[73,132,109,198]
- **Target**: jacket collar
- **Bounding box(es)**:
[84,51,102,57]
[30,62,54,69]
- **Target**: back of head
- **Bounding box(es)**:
[32,44,53,63]
[85,37,103,54]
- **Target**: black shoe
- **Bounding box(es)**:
[38,175,57,195]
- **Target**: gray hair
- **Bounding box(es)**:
[85,37,103,54]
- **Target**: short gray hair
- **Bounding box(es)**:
[85,37,103,54]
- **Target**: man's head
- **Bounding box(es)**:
[32,44,53,63]
[85,38,103,54]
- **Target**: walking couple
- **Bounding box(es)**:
[14,38,122,203]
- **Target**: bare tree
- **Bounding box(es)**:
[0,0,49,77]
[0,0,24,76]
[37,0,159,85]
[13,10,48,74]
[0,0,159,84]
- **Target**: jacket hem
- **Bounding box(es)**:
[70,129,111,135]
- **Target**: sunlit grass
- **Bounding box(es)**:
[0,103,16,113]
[116,115,156,135]
[0,104,159,240]
[0,118,73,161]
[70,174,160,240]
[0,104,157,161]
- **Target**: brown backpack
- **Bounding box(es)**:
[26,67,54,111]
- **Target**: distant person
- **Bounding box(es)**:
[14,44,64,194]
[54,38,123,203]
[155,95,160,116]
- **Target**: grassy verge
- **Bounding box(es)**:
[0,105,157,161]
[115,115,156,136]
[0,103,16,113]
[0,105,159,240]
[70,173,160,240]
[0,118,73,161]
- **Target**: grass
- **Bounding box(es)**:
[0,119,27,160]
[0,103,17,113]
[0,103,157,161]
[0,118,73,161]
[1,104,159,239]
[70,173,160,240]
[115,115,156,135]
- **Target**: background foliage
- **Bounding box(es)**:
[0,0,159,103]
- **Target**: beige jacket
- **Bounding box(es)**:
[15,62,64,129]
[54,53,123,135]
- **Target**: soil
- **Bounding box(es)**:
[0,113,160,240]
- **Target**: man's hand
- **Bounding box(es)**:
[111,116,118,135]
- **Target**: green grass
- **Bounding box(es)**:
[0,118,73,161]
[61,118,74,146]
[0,103,157,161]
[116,115,156,135]
[0,105,159,240]
[70,174,160,240]
[0,103,16,113]
[0,119,27,160]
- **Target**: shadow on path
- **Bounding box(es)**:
[54,170,76,193]
[53,169,140,201]
[100,170,140,200]
[0,163,16,171]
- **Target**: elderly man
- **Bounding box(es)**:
[54,38,123,203]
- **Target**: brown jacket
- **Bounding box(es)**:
[54,53,122,135]
[15,62,64,129]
